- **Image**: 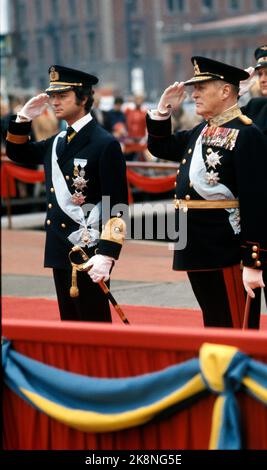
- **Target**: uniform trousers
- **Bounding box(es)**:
[187,265,263,329]
[53,268,112,322]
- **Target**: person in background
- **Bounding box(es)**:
[6,65,128,323]
[239,45,267,313]
[91,93,111,131]
[107,96,126,133]
[146,56,267,329]
[240,45,267,136]
[124,95,147,161]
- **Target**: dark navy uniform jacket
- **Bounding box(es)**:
[6,117,128,269]
[147,112,267,271]
[242,97,267,136]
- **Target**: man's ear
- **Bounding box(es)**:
[221,83,231,100]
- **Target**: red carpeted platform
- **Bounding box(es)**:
[2,296,203,327]
[2,296,267,329]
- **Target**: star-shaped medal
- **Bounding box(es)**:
[72,175,88,191]
[206,150,222,169]
[71,191,86,205]
[205,170,220,186]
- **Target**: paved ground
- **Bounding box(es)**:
[2,229,266,311]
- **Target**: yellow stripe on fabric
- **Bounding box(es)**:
[200,343,238,393]
[20,374,205,432]
[242,377,267,403]
[209,395,225,450]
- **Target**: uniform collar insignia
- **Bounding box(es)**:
[208,104,242,127]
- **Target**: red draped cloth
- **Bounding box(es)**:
[1,161,45,198]
[3,320,267,450]
[127,168,176,203]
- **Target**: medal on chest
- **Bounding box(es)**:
[71,159,88,205]
[201,126,239,150]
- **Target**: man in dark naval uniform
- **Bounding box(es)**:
[240,45,267,313]
[6,65,128,322]
[241,45,267,136]
[146,56,267,328]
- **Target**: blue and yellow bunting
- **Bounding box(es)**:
[2,339,267,449]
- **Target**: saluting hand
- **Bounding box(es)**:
[157,81,186,115]
[242,266,265,298]
[18,93,50,121]
[239,67,257,97]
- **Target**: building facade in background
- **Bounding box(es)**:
[4,0,267,99]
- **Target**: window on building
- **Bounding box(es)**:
[17,0,27,25]
[19,36,28,55]
[202,0,214,11]
[86,0,95,16]
[228,0,240,10]
[51,0,59,18]
[52,35,61,63]
[130,28,143,59]
[88,31,96,58]
[68,0,76,16]
[39,77,47,89]
[166,0,185,12]
[35,0,43,22]
[70,34,79,57]
[174,53,182,81]
[37,37,45,59]
[128,0,138,14]
[254,0,264,10]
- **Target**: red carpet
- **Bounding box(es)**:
[2,296,204,327]
[2,296,267,329]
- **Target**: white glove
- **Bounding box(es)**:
[18,93,50,121]
[239,67,257,97]
[87,254,114,283]
[242,266,265,298]
[157,81,186,115]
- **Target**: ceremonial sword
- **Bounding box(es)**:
[68,245,130,325]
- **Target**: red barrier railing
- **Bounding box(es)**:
[1,156,178,226]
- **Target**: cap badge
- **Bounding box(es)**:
[50,67,59,81]
[194,60,201,75]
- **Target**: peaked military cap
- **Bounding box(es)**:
[46,65,98,94]
[254,45,267,70]
[184,56,249,86]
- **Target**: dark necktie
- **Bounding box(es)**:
[66,126,76,144]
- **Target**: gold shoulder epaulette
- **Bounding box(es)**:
[238,114,252,125]
[101,217,126,245]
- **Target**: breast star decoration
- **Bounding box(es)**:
[206,150,222,169]
[205,170,220,186]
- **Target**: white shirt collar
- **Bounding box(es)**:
[70,113,93,133]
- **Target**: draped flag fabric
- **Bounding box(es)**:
[1,162,45,198]
[2,340,267,449]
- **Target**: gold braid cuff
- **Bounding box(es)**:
[101,217,126,245]
[174,198,239,211]
[6,132,29,144]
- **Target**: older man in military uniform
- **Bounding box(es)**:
[146,56,267,328]
[6,65,128,322]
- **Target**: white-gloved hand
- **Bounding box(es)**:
[157,81,186,114]
[242,266,265,298]
[87,254,114,283]
[18,93,50,121]
[239,67,257,97]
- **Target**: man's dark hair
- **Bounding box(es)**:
[231,84,240,96]
[73,87,94,112]
[114,96,124,105]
